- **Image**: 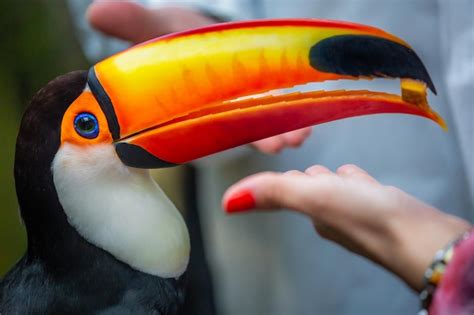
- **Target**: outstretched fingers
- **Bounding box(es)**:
[223,172,317,214]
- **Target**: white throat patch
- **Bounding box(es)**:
[52,143,190,278]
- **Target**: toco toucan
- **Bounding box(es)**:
[0,19,443,314]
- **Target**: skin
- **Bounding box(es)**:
[222,164,472,291]
[87,0,472,294]
[86,1,312,154]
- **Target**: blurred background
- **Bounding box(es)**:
[0,0,84,275]
[0,0,187,277]
[1,1,472,315]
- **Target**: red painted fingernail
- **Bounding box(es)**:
[225,190,256,213]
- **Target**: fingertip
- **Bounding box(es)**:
[224,172,315,216]
[302,127,312,137]
[87,1,121,29]
[305,165,331,176]
[223,189,256,214]
[296,127,313,141]
[282,128,312,148]
[283,170,306,176]
[222,172,279,213]
[86,1,148,41]
[336,164,365,175]
[86,1,103,29]
[252,137,284,154]
[336,164,379,184]
[282,135,303,148]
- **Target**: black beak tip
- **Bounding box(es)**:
[426,77,437,95]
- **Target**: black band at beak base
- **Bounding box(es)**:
[87,68,121,140]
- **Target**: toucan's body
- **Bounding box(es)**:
[0,19,442,313]
[0,72,184,314]
[1,231,183,314]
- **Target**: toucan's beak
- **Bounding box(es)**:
[87,19,444,168]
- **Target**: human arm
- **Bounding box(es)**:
[222,164,472,291]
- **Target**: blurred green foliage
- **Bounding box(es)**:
[0,0,88,276]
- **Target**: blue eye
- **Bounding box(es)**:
[74,113,99,139]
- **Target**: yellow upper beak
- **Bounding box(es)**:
[86,19,443,168]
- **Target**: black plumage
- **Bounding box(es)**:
[0,71,186,314]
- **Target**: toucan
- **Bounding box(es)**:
[0,19,443,314]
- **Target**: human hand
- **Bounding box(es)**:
[87,1,216,44]
[222,164,472,290]
[250,128,312,154]
[86,1,313,153]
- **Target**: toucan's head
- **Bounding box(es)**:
[16,19,442,279]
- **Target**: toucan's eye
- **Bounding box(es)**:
[74,113,99,139]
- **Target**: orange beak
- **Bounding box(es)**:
[87,19,444,168]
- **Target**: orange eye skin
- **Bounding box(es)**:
[61,90,112,146]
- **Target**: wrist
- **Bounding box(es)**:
[386,208,471,291]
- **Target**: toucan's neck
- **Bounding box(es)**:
[51,144,190,278]
[15,124,190,280]
[14,141,97,269]
[14,71,89,265]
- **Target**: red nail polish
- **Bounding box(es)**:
[225,190,256,213]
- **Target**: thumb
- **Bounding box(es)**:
[87,1,162,43]
[222,172,314,214]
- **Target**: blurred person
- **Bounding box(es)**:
[73,0,473,314]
